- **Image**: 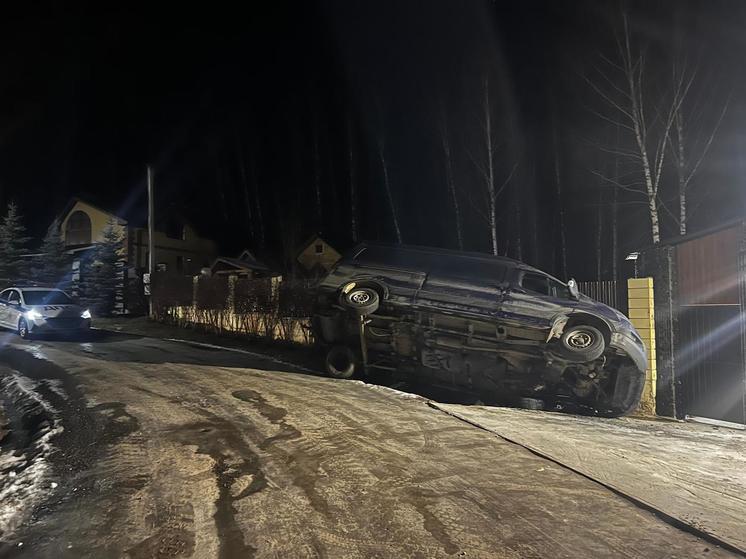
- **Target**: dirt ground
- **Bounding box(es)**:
[0,329,739,558]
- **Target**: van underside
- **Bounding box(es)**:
[316,308,645,417]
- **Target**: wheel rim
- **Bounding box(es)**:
[350,290,371,305]
[19,322,27,337]
[567,329,594,349]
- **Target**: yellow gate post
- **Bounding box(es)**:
[627,277,657,415]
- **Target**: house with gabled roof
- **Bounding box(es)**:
[296,234,341,277]
[56,197,218,313]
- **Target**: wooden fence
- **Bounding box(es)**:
[577,279,628,315]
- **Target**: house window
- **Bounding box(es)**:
[65,211,92,246]
[176,256,184,273]
[165,219,186,240]
[315,243,324,255]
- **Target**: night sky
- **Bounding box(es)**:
[1,1,744,278]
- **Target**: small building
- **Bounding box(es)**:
[210,250,276,278]
[296,234,341,277]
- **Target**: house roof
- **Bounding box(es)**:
[57,196,213,239]
[57,197,130,226]
[296,233,334,256]
[211,250,271,273]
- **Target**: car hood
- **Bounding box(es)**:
[26,304,85,318]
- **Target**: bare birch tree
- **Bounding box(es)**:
[311,110,323,228]
[468,74,518,255]
[248,150,265,249]
[235,131,254,243]
[595,182,604,282]
[587,12,691,244]
[347,112,358,243]
[669,59,729,235]
[437,100,463,250]
[376,132,402,244]
[551,109,568,278]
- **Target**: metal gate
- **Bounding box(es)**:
[677,304,746,424]
[671,223,746,424]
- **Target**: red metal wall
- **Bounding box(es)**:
[676,225,740,306]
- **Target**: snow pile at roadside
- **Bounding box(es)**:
[0,372,63,540]
[353,380,426,401]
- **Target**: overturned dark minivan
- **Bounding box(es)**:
[312,243,647,416]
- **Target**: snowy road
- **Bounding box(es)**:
[0,331,739,558]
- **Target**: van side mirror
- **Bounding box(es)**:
[567,278,580,300]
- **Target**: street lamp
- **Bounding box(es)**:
[625,252,639,278]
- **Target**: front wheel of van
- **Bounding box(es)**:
[558,325,605,362]
[340,287,380,316]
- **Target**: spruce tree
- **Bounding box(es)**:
[0,203,31,283]
[79,220,124,315]
[32,219,71,288]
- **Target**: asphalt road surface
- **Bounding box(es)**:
[0,331,737,558]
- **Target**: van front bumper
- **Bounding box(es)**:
[609,331,647,373]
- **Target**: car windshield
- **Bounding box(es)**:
[22,290,73,305]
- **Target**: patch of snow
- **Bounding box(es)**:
[0,372,62,539]
[42,378,69,401]
[351,380,426,401]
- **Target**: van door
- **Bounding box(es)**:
[500,270,578,332]
[415,259,508,317]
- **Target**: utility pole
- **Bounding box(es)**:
[147,165,155,319]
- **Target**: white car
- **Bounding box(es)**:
[0,287,92,339]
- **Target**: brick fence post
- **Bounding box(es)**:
[628,277,657,415]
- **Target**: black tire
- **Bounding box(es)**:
[18,319,31,340]
[340,287,380,316]
[596,364,646,417]
[558,325,605,362]
[325,345,358,379]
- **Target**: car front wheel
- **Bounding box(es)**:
[18,319,32,340]
[558,325,605,362]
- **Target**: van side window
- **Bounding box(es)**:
[0,290,9,302]
[8,291,20,304]
[521,273,550,296]
[548,278,571,299]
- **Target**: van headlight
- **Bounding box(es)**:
[81,309,91,319]
[26,309,43,321]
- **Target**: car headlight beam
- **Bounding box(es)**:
[25,309,43,321]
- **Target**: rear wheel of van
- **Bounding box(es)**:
[325,345,358,379]
[558,325,605,362]
[340,287,380,316]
